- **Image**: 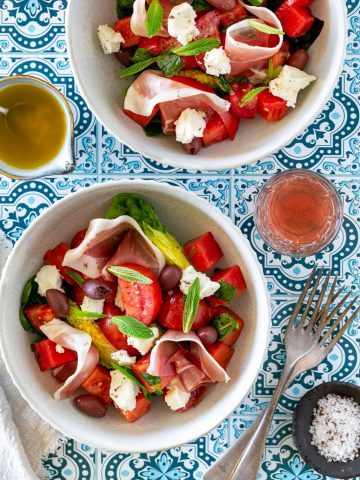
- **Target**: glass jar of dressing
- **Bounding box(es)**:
[0,75,75,179]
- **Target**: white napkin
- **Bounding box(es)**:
[0,231,62,480]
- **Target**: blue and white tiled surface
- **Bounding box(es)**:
[0,0,359,479]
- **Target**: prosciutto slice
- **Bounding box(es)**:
[169,349,210,392]
[40,319,99,400]
[225,1,283,75]
[124,71,230,134]
[62,215,165,278]
[148,330,230,383]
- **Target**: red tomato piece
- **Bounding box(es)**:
[132,353,173,393]
[220,4,247,28]
[114,17,141,47]
[71,229,87,248]
[158,290,212,331]
[211,265,246,298]
[71,285,85,306]
[219,110,240,140]
[211,307,244,346]
[181,56,199,70]
[139,36,180,55]
[98,303,140,355]
[275,3,314,38]
[227,82,258,120]
[258,89,288,122]
[177,386,207,412]
[195,10,222,71]
[117,263,162,325]
[81,365,112,405]
[43,242,76,285]
[184,232,223,272]
[115,392,151,423]
[206,342,234,370]
[271,40,290,68]
[33,339,77,372]
[202,113,228,147]
[124,105,159,127]
[25,304,56,330]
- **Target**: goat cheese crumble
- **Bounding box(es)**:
[174,108,207,144]
[164,377,191,411]
[110,349,136,366]
[35,265,64,297]
[110,370,139,412]
[269,65,316,108]
[98,24,124,54]
[114,285,124,310]
[127,326,159,355]
[204,47,231,77]
[309,393,360,462]
[180,266,220,299]
[168,3,199,46]
[81,296,104,314]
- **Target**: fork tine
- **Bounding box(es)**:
[287,265,317,330]
[322,304,360,354]
[307,272,337,333]
[309,269,332,328]
[315,285,345,322]
[320,296,359,345]
[317,289,351,331]
[297,267,324,329]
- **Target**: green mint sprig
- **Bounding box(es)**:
[182,277,201,333]
[111,315,154,339]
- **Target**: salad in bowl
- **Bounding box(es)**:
[97,0,323,155]
[20,193,248,422]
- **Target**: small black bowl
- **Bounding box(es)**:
[293,382,360,479]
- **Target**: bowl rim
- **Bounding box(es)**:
[0,179,271,452]
[65,0,347,171]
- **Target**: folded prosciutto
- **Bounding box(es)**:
[40,319,99,400]
[62,215,165,278]
[224,1,283,75]
[124,70,230,134]
[148,330,230,392]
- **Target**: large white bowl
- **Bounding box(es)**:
[66,0,346,171]
[0,180,269,452]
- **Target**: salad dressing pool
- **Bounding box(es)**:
[0,83,67,170]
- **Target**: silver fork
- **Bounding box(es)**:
[203,267,360,480]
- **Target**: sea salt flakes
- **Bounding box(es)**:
[309,393,360,463]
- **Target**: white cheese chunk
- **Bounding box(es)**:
[164,377,191,411]
[114,285,124,311]
[168,3,199,46]
[204,47,231,77]
[174,108,206,144]
[127,326,159,355]
[35,265,64,297]
[98,24,124,55]
[55,344,65,354]
[110,370,140,412]
[110,349,136,366]
[269,65,316,108]
[180,266,220,299]
[81,296,104,314]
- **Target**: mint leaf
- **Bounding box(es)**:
[246,0,263,6]
[146,0,164,38]
[248,20,284,36]
[141,372,162,386]
[143,117,163,137]
[182,277,201,333]
[108,266,153,284]
[116,0,135,18]
[64,268,85,287]
[215,280,237,302]
[157,53,184,77]
[69,305,106,319]
[192,0,212,9]
[120,57,157,78]
[131,48,154,64]
[172,38,221,56]
[240,86,268,107]
[111,316,154,339]
[19,275,46,333]
[111,363,152,400]
[212,312,240,341]
[217,74,233,93]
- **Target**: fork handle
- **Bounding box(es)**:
[203,365,295,480]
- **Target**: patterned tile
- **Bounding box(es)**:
[0,0,359,479]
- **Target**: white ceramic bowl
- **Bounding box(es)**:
[66,0,346,171]
[0,180,269,452]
